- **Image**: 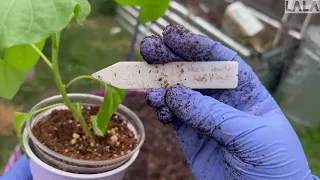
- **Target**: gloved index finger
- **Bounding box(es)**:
[140,35,184,64]
[162,24,237,62]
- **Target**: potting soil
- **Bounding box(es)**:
[32,106,138,161]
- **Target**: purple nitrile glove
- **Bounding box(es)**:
[141,24,319,180]
[0,155,32,180]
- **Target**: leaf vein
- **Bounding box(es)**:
[24,0,34,42]
[0,0,17,39]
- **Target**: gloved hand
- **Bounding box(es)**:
[0,155,32,180]
[141,24,319,180]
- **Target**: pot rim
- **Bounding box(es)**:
[25,93,145,166]
[23,127,140,178]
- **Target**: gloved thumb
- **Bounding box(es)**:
[166,85,265,146]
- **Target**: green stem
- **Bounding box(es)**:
[30,103,65,116]
[65,75,106,89]
[51,32,91,137]
[30,44,52,69]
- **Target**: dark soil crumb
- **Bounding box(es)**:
[32,106,138,161]
[122,95,193,180]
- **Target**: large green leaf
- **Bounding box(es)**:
[0,0,91,51]
[14,112,30,151]
[91,85,127,135]
[0,60,26,99]
[114,0,170,23]
[5,40,46,72]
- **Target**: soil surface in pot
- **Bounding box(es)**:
[32,106,138,161]
[122,95,193,180]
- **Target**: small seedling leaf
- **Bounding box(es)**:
[0,0,91,51]
[114,0,170,23]
[91,116,104,136]
[91,84,127,135]
[74,0,92,25]
[13,103,65,151]
[14,112,31,151]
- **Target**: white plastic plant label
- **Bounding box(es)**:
[92,61,239,89]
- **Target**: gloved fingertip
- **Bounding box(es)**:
[210,42,238,61]
[157,106,175,124]
[166,85,198,119]
[162,24,214,61]
[140,35,183,64]
[146,88,166,108]
[166,85,191,100]
[163,24,237,62]
[163,24,190,37]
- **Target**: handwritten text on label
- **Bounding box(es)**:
[187,64,233,73]
[193,73,232,82]
[212,65,232,72]
[188,64,205,72]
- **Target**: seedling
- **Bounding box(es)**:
[0,0,170,148]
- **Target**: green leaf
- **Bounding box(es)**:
[0,40,45,99]
[0,48,5,59]
[114,0,140,6]
[91,116,104,136]
[0,60,26,99]
[74,0,91,25]
[91,84,127,135]
[0,0,91,51]
[138,0,170,22]
[5,40,46,72]
[114,0,170,23]
[14,112,31,151]
[13,103,64,151]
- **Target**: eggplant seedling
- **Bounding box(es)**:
[0,1,169,167]
[0,1,128,146]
